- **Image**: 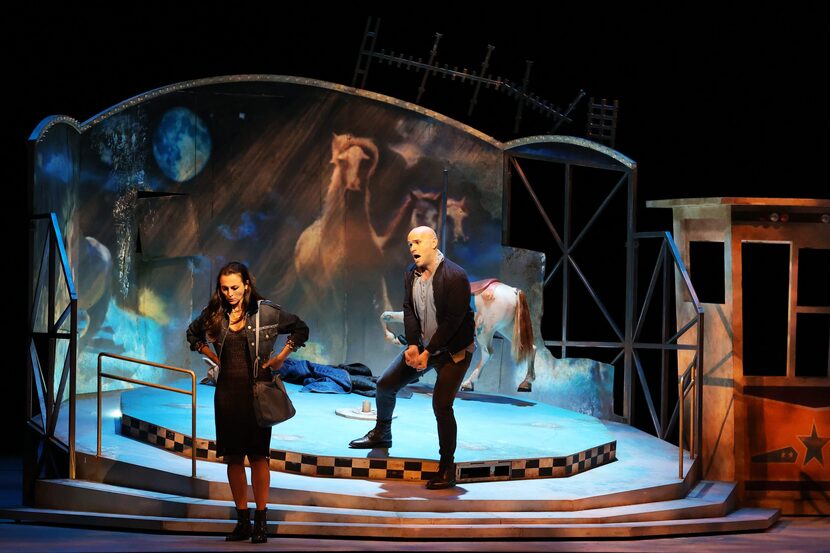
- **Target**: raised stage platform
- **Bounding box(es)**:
[119,378,615,483]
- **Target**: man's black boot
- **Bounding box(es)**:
[349,419,392,449]
[426,460,456,490]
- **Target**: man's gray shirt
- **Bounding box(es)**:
[412,253,443,351]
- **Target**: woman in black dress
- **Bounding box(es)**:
[186,262,308,543]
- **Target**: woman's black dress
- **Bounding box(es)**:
[214,326,271,458]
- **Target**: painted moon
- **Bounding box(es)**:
[152,107,212,182]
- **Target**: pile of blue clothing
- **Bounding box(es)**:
[278,359,378,396]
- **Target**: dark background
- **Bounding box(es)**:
[7,6,828,454]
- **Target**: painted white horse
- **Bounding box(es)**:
[380,279,536,392]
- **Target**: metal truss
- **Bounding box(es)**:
[507,150,703,455]
[352,17,585,134]
[27,213,78,493]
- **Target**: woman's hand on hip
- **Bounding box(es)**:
[263,355,286,373]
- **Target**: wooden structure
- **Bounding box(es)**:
[648,197,830,514]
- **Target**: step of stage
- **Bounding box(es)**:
[30,478,738,525]
[0,504,779,539]
[1,472,780,538]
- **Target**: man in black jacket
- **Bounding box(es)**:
[349,226,475,489]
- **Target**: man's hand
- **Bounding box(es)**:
[404,345,420,367]
[412,349,430,371]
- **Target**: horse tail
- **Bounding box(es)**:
[511,289,534,365]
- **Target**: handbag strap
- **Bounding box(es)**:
[252,300,281,380]
[253,300,262,379]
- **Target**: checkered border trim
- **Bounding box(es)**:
[121,414,615,482]
[121,414,441,480]
[507,441,617,479]
[121,414,218,462]
[269,451,441,481]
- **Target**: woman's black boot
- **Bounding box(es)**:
[225,507,251,541]
[251,507,268,544]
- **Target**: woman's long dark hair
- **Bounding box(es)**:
[202,262,265,341]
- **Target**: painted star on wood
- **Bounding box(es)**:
[798,422,830,466]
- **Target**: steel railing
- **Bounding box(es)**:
[97,353,197,478]
[636,231,705,479]
[678,371,697,478]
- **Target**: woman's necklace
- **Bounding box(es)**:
[229,306,245,324]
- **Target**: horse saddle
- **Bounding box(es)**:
[470,278,500,296]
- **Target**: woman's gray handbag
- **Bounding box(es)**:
[251,301,296,427]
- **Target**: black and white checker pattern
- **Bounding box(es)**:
[508,442,617,479]
[121,414,616,483]
[121,415,217,461]
[269,451,440,481]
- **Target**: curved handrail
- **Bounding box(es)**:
[97,353,197,478]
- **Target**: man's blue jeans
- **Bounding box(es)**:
[375,350,472,463]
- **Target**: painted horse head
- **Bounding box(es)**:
[330,133,379,192]
[408,190,442,229]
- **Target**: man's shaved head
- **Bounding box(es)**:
[409,226,437,240]
[407,226,439,270]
